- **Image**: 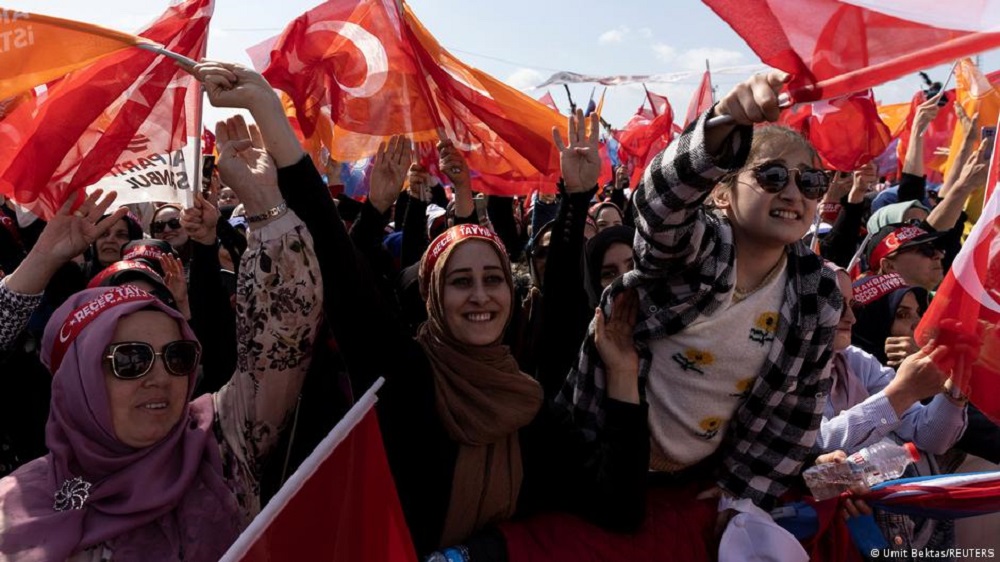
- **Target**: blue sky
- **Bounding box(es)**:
[13,0,1000,130]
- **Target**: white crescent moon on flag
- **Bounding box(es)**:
[293,20,389,99]
[953,189,1000,313]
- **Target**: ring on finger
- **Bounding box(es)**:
[73,210,86,218]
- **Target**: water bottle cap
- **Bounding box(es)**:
[904,442,920,462]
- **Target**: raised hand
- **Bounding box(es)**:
[595,289,640,404]
[38,190,128,264]
[158,253,191,319]
[437,139,471,190]
[370,135,412,213]
[885,341,951,412]
[214,116,283,218]
[189,61,277,113]
[713,71,789,126]
[4,190,128,294]
[884,336,920,367]
[407,163,432,202]
[552,109,600,193]
[180,192,220,246]
[706,71,790,155]
[913,93,943,136]
[848,162,879,204]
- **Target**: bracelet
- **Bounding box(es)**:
[246,201,288,224]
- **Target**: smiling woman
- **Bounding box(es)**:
[0,100,323,560]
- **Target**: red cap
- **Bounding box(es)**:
[903,442,921,462]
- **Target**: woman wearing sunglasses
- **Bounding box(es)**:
[149,205,192,266]
[515,71,845,558]
[0,114,323,561]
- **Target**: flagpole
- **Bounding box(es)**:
[564,84,577,113]
[706,59,716,104]
[847,230,876,274]
[135,42,197,67]
[218,378,386,562]
[642,83,658,118]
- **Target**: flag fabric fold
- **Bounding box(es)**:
[0,0,212,218]
[866,471,1000,520]
[615,93,675,186]
[683,70,713,128]
[260,0,565,196]
[703,0,1000,102]
[0,10,148,100]
[779,90,892,171]
[219,379,417,562]
[915,140,1000,423]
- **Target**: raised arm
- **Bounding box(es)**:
[902,95,941,180]
[210,115,323,466]
[630,73,782,274]
[191,61,421,393]
[1,191,127,351]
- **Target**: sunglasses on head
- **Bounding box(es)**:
[151,217,182,233]
[752,162,830,200]
[895,244,941,259]
[104,341,201,380]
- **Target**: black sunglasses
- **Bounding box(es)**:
[151,217,182,233]
[104,341,201,380]
[752,162,830,200]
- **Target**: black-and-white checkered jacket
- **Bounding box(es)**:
[555,112,843,510]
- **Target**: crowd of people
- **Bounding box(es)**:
[0,60,996,562]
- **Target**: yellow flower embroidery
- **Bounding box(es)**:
[697,416,724,439]
[750,311,780,345]
[730,377,754,398]
[672,348,714,374]
[755,312,779,332]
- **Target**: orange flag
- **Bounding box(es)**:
[877,102,912,138]
[0,10,147,100]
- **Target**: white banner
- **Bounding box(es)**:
[85,134,199,208]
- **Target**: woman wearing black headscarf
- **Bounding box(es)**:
[851,273,929,367]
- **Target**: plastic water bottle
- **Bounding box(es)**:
[803,441,921,501]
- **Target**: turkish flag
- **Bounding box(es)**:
[0,0,211,219]
[615,96,675,186]
[703,0,1000,102]
[219,380,417,562]
[684,71,714,128]
[260,0,565,195]
[537,91,560,113]
[779,90,892,171]
[639,90,671,121]
[915,138,1000,423]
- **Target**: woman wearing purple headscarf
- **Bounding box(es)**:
[0,117,323,561]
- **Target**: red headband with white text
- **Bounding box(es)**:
[50,286,156,373]
[420,224,507,283]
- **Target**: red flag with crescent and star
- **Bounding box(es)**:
[258,0,566,196]
[915,120,1000,423]
[0,0,211,219]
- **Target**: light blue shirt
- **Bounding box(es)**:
[818,346,967,455]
